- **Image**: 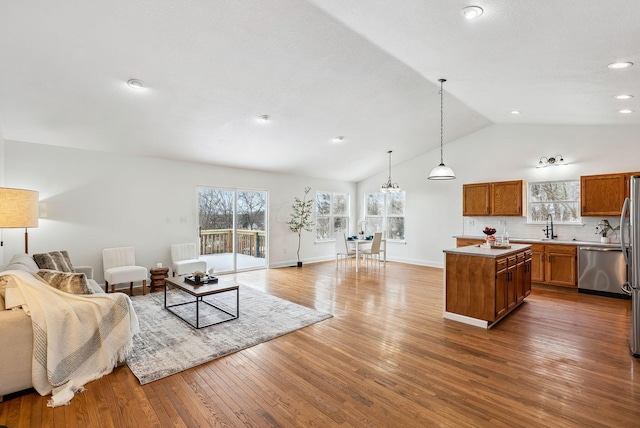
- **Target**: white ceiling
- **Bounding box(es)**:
[0,0,638,182]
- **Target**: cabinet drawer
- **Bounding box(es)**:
[546,244,577,255]
[456,238,484,247]
[496,258,508,271]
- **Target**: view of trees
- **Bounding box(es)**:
[365,192,405,240]
[529,181,580,223]
[198,189,266,231]
[315,191,349,240]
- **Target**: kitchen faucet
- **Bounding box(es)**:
[543,214,557,239]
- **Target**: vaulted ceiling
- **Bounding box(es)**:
[0,0,638,181]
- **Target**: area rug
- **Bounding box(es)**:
[126,285,332,384]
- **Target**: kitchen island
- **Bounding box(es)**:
[443,243,532,328]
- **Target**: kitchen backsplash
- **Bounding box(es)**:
[462,216,624,243]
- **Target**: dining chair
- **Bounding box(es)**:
[335,233,356,268]
[102,246,148,295]
[361,232,383,269]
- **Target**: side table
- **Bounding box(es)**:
[149,267,169,292]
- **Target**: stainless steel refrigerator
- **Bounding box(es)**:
[620,175,640,358]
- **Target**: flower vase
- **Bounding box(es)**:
[601,236,611,243]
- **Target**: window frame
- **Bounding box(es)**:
[315,191,350,241]
[527,179,581,225]
[364,191,406,242]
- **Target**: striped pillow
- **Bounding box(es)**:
[33,251,75,273]
[37,269,94,295]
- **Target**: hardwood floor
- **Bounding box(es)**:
[1,261,639,427]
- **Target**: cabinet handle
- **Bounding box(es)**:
[486,206,489,214]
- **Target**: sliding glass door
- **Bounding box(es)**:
[198,187,268,273]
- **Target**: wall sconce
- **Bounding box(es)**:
[537,154,564,168]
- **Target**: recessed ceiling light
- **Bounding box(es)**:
[461,6,484,19]
[511,110,521,115]
[332,136,345,143]
[615,94,634,100]
[126,79,145,89]
[619,109,635,114]
[608,62,633,69]
[257,114,271,123]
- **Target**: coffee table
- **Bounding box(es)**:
[164,276,239,329]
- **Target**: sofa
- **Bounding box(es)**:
[0,253,104,401]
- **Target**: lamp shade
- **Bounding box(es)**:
[428,163,456,180]
[0,188,39,228]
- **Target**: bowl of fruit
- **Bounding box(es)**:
[483,227,496,236]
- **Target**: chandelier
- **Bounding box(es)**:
[380,150,401,193]
[428,78,456,180]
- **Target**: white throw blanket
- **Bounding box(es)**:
[5,270,139,407]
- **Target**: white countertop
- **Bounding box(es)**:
[452,235,621,249]
[443,243,531,258]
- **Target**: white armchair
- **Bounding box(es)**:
[102,247,148,295]
[171,243,207,276]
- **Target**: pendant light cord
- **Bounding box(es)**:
[388,150,392,181]
[439,79,446,165]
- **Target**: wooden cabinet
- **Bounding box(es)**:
[511,242,577,288]
[530,244,545,283]
[495,258,508,320]
[545,244,577,287]
[456,238,484,247]
[491,181,524,216]
[445,246,532,325]
[506,255,518,311]
[463,183,490,216]
[516,242,576,287]
[581,172,640,216]
[463,180,525,216]
[522,250,532,299]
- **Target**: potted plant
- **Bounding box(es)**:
[595,219,619,243]
[286,187,315,267]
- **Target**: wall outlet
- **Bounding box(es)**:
[180,216,187,224]
[166,217,171,224]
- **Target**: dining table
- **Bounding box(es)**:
[346,237,387,272]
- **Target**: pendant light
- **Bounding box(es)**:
[428,78,456,180]
[380,150,401,193]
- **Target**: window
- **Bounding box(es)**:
[365,192,406,241]
[315,191,349,240]
[528,180,581,224]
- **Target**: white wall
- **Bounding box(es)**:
[5,123,639,277]
[357,124,640,267]
[3,141,356,282]
[0,127,4,263]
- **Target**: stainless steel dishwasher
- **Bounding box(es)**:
[578,247,628,298]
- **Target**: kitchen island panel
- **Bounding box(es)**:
[445,253,496,321]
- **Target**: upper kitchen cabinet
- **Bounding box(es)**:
[463,180,525,216]
[581,172,640,216]
[491,181,525,216]
[462,183,490,216]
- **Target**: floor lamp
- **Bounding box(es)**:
[0,187,39,254]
